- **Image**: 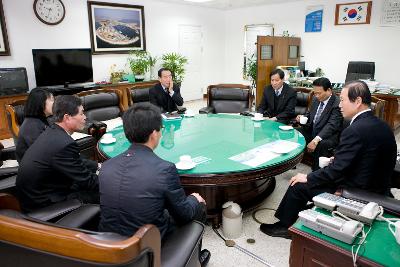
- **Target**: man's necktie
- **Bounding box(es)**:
[314,102,324,123]
[275,90,280,97]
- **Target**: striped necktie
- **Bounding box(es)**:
[314,102,324,123]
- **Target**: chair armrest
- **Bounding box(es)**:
[340,188,400,217]
[1,146,16,161]
[80,121,108,140]
[199,106,215,114]
[27,198,82,222]
[177,107,187,114]
[0,167,18,180]
[161,221,204,267]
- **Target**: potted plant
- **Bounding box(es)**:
[148,55,158,80]
[109,64,126,84]
[243,54,257,88]
[161,52,188,85]
[128,50,150,81]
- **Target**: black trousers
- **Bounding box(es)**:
[297,127,337,171]
[275,183,336,227]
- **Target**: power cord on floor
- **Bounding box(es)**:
[252,207,277,224]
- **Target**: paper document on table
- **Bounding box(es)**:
[229,140,300,167]
[71,132,90,140]
[102,117,123,131]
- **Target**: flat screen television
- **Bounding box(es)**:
[32,48,93,87]
[0,67,29,95]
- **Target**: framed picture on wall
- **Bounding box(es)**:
[335,1,372,25]
[0,0,10,56]
[87,1,146,54]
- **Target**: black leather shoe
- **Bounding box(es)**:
[260,222,291,239]
[199,249,211,267]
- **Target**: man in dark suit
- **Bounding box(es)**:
[260,80,397,239]
[257,68,297,124]
[295,77,343,170]
[16,95,99,212]
[98,103,210,265]
[149,68,184,113]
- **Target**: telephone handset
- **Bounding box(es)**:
[299,209,363,244]
[312,192,380,224]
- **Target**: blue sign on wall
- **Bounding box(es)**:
[305,6,323,32]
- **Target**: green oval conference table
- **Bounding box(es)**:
[98,114,306,225]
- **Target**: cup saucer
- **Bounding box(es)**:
[100,137,116,144]
[176,161,196,170]
[279,125,293,131]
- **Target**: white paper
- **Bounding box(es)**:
[229,140,300,167]
[71,132,90,140]
[102,117,123,131]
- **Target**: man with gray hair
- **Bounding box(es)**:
[17,95,99,212]
[260,80,397,239]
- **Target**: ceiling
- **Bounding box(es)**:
[156,0,303,10]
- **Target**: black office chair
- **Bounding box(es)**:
[345,61,375,82]
[199,84,252,114]
[128,81,159,106]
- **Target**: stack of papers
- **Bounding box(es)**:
[102,117,123,131]
[162,113,182,120]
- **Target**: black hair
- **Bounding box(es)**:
[158,68,173,78]
[24,88,53,121]
[123,103,162,144]
[270,69,285,79]
[313,77,332,91]
[344,80,371,105]
[52,95,82,123]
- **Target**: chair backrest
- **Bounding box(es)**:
[78,89,125,121]
[128,81,159,106]
[207,84,251,113]
[293,87,314,116]
[0,213,161,267]
[370,96,386,120]
[5,99,26,142]
[345,61,375,82]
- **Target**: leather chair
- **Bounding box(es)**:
[293,87,314,117]
[0,143,18,194]
[128,81,159,106]
[370,95,386,120]
[199,84,252,114]
[345,61,375,82]
[0,192,205,267]
[78,88,125,121]
[5,99,97,159]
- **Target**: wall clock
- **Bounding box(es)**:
[33,0,65,25]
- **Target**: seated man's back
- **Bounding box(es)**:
[98,103,205,239]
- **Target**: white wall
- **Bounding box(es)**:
[0,0,225,91]
[224,0,400,87]
[1,0,400,90]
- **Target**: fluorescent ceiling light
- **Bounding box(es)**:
[184,0,214,3]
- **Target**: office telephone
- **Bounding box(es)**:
[299,209,363,244]
[312,192,380,224]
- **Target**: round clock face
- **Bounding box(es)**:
[34,0,65,25]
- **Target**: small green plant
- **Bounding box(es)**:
[128,50,150,76]
[315,67,325,77]
[161,52,188,84]
[109,64,125,83]
[243,54,257,88]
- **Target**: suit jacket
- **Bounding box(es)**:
[98,143,200,239]
[16,124,98,212]
[16,117,48,162]
[149,83,184,113]
[257,83,296,124]
[303,94,343,142]
[307,111,396,195]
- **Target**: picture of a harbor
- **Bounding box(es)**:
[89,3,146,53]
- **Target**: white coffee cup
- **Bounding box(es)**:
[103,133,113,140]
[179,155,193,165]
[300,115,308,125]
[319,156,331,168]
[254,113,263,120]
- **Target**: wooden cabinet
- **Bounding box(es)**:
[256,36,301,106]
[0,94,28,140]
